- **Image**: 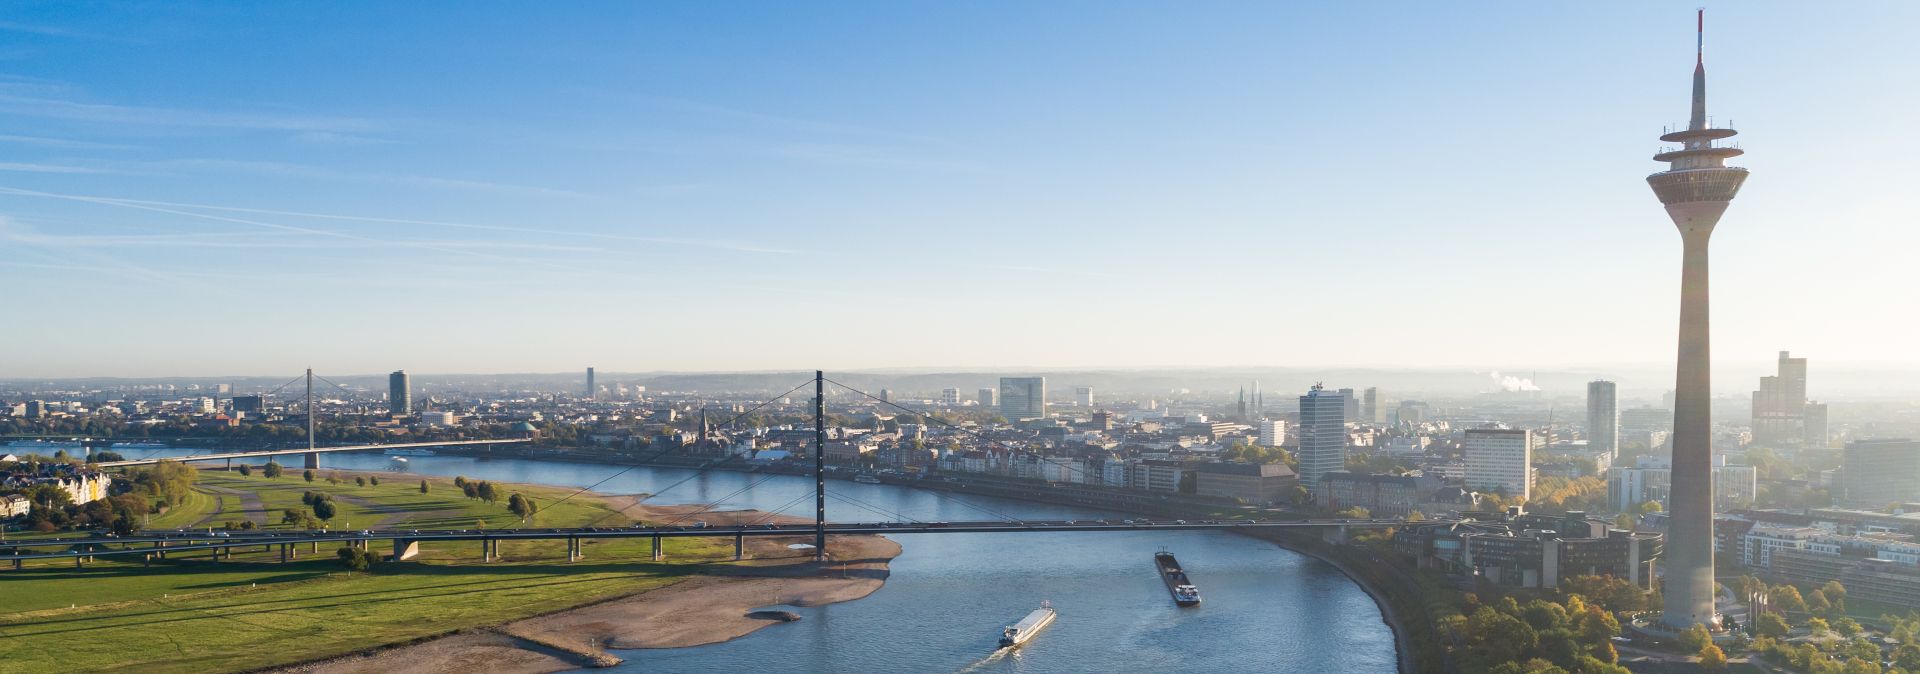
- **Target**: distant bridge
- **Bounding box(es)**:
[0,518,1412,568]
[91,439,532,468]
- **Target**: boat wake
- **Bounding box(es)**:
[951,648,1013,673]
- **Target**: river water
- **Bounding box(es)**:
[135,448,1398,673]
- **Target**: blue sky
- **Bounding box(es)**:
[2,2,1917,377]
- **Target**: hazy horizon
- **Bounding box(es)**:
[4,3,1918,376]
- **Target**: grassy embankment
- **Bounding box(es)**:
[0,470,739,673]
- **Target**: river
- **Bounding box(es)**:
[131,448,1399,673]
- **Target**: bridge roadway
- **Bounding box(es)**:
[0,517,1414,566]
[91,439,532,468]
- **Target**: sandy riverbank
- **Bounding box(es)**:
[273,499,900,674]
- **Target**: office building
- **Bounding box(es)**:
[1075,386,1094,407]
[1362,387,1385,424]
[1395,513,1662,590]
[389,370,411,416]
[585,367,596,399]
[1465,428,1533,501]
[1297,385,1348,494]
[941,388,961,406]
[999,377,1046,421]
[1257,419,1287,448]
[1587,380,1619,456]
[1606,454,1757,511]
[1804,401,1829,448]
[1646,10,1748,629]
[1338,388,1360,422]
[1753,351,1811,445]
[231,395,265,414]
[1194,463,1297,504]
[978,387,997,407]
[1842,439,1920,507]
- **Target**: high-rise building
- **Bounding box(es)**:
[1251,380,1263,417]
[1803,401,1829,448]
[978,387,997,407]
[1465,428,1533,501]
[1587,380,1620,456]
[1842,439,1920,507]
[941,388,961,406]
[585,367,596,400]
[1362,387,1385,424]
[232,395,265,413]
[1752,351,1811,445]
[1338,388,1360,422]
[999,377,1045,421]
[1075,386,1094,407]
[389,370,411,416]
[1257,419,1287,448]
[1297,384,1348,494]
[1647,10,1747,630]
[879,389,892,404]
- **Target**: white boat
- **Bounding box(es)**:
[853,474,881,484]
[998,601,1056,649]
[383,448,436,457]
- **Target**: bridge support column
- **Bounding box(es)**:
[566,538,579,563]
[482,539,494,563]
[652,534,662,562]
[12,558,20,570]
[144,553,152,567]
[75,555,83,568]
[394,539,420,561]
[311,541,318,554]
[734,533,744,561]
[304,452,319,470]
[280,544,289,563]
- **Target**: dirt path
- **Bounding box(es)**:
[194,486,269,527]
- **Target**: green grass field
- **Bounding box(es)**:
[0,470,734,673]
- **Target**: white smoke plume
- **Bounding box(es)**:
[1487,371,1542,392]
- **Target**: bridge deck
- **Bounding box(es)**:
[0,518,1410,561]
[92,439,532,467]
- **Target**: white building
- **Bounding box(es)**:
[1606,454,1758,511]
[1464,428,1532,501]
[941,388,962,406]
[1074,386,1094,407]
[1257,420,1287,448]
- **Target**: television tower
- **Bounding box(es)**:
[1648,9,1748,630]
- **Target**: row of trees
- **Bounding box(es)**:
[1440,592,1630,674]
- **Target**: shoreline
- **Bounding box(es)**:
[254,456,1417,672]
[270,500,900,674]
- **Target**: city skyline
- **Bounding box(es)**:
[2,3,1918,376]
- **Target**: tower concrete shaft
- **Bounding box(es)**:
[1649,9,1747,631]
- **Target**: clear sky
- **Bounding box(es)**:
[2,2,1916,378]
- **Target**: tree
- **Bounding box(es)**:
[1807,617,1830,635]
[1698,642,1726,670]
[303,469,315,483]
[478,481,499,503]
[336,546,379,572]
[508,493,536,518]
[369,476,379,486]
[1835,616,1862,637]
[1613,513,1635,529]
[1335,506,1371,519]
[1808,589,1831,613]
[313,499,337,522]
[1822,580,1848,603]
[281,508,304,525]
[419,480,430,494]
[1407,510,1427,522]
[1637,500,1663,515]
[1677,623,1711,653]
[237,464,252,476]
[1755,612,1790,638]
[1773,584,1808,614]
[263,461,283,478]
